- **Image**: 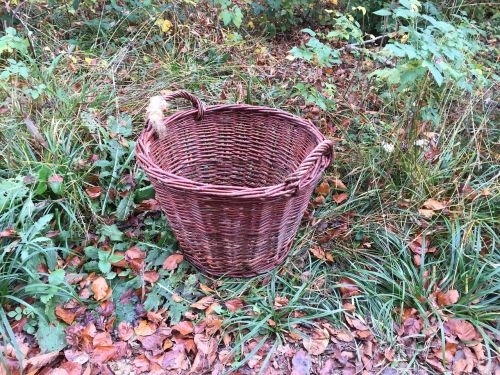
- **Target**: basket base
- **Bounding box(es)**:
[183,239,294,278]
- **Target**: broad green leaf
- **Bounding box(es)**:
[36,321,67,353]
[373,9,392,16]
[48,269,65,285]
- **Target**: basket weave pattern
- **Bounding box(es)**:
[136,91,332,277]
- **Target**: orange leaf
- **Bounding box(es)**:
[93,332,112,347]
[162,254,184,270]
[332,193,348,204]
[315,181,330,196]
[134,320,157,336]
[200,283,215,293]
[26,351,60,368]
[339,278,360,298]
[91,346,116,363]
[91,277,109,301]
[437,289,459,306]
[55,305,76,325]
[172,321,194,335]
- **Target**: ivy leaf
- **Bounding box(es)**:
[233,7,243,28]
[100,224,123,242]
[220,10,232,26]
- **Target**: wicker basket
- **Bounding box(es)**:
[135,91,333,277]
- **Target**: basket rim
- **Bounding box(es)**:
[135,103,332,198]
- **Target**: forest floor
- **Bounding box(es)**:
[0,2,499,375]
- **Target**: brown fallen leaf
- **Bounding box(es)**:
[58,361,82,375]
[225,298,244,312]
[117,321,134,341]
[310,245,334,262]
[437,289,459,306]
[191,296,215,310]
[92,277,110,301]
[85,186,102,199]
[55,305,76,325]
[172,321,194,335]
[161,344,189,370]
[423,198,446,211]
[447,319,478,342]
[418,208,435,218]
[329,178,347,190]
[162,253,184,270]
[134,320,157,336]
[336,331,354,342]
[143,270,160,284]
[91,346,117,363]
[26,351,60,368]
[274,296,289,309]
[93,332,112,347]
[315,181,330,196]
[339,278,360,298]
[125,246,146,259]
[64,349,90,365]
[332,193,348,204]
[303,328,330,355]
[199,283,215,293]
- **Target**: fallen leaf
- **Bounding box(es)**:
[0,228,16,237]
[26,351,60,368]
[92,277,110,301]
[162,253,184,270]
[64,349,89,365]
[315,181,330,196]
[85,186,102,199]
[447,319,477,342]
[310,245,334,262]
[437,289,459,306]
[332,193,348,204]
[93,332,112,346]
[384,347,395,362]
[125,246,146,259]
[143,270,160,284]
[339,278,360,298]
[191,296,215,310]
[161,344,189,370]
[172,321,194,335]
[55,305,76,325]
[225,298,244,312]
[58,361,82,375]
[91,346,117,363]
[329,178,347,190]
[303,328,330,355]
[423,198,446,211]
[117,321,134,341]
[336,331,354,342]
[453,358,468,375]
[418,209,435,218]
[134,320,157,336]
[274,296,289,309]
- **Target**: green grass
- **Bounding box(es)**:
[0,1,499,373]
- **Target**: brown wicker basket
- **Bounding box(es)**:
[135,91,332,277]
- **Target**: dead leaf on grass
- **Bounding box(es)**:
[55,305,76,325]
[162,253,184,270]
[437,289,459,306]
[91,277,110,301]
[303,328,330,355]
[225,298,244,312]
[191,296,215,310]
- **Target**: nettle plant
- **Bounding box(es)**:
[371,0,489,92]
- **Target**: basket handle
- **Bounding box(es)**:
[284,139,333,192]
[146,91,205,137]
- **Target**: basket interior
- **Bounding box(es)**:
[148,109,319,188]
